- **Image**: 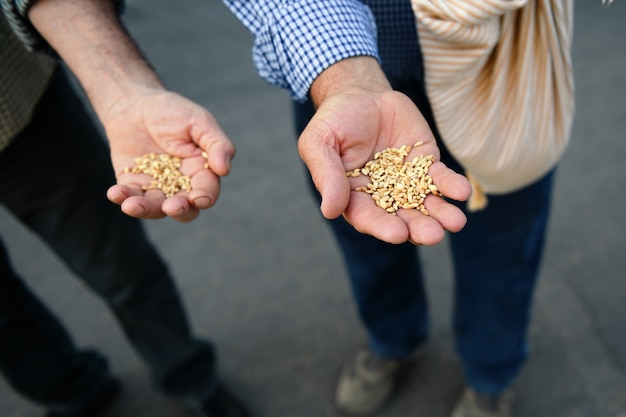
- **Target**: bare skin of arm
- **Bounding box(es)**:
[28,0,235,223]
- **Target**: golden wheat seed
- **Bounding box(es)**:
[125,153,192,198]
[345,144,441,215]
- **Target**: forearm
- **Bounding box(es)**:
[27,0,162,122]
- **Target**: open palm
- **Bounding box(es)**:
[298,89,471,245]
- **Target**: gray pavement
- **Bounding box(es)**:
[1,1,625,416]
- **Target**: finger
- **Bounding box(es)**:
[298,130,350,219]
[107,172,155,204]
[396,207,446,246]
[319,167,351,219]
[202,137,235,177]
[162,195,199,223]
[428,162,472,202]
[107,183,141,206]
[343,191,410,244]
[423,195,467,233]
[192,116,235,177]
[187,168,221,210]
[120,193,167,219]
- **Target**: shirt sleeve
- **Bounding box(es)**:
[0,0,125,55]
[223,0,380,102]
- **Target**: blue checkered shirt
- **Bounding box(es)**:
[223,0,422,102]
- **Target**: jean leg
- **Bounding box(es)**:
[393,76,554,393]
[0,238,112,410]
[0,69,216,406]
[332,218,429,357]
[292,100,429,358]
[449,172,554,394]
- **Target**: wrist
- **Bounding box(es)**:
[87,63,164,123]
[309,56,392,106]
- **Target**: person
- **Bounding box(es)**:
[0,1,250,416]
[219,0,573,417]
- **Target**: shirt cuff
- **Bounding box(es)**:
[252,0,380,102]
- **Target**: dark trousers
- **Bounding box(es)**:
[0,68,217,412]
[292,77,554,395]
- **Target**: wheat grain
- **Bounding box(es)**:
[346,142,441,215]
[124,153,192,197]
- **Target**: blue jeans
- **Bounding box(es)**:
[292,77,554,395]
[0,68,217,413]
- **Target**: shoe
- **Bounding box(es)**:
[335,346,423,416]
[46,375,121,417]
[450,387,514,417]
[196,383,252,417]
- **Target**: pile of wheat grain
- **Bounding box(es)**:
[345,142,441,215]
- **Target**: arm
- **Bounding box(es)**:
[225,0,471,244]
[25,0,235,222]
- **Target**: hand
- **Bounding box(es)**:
[103,89,235,223]
[27,0,234,223]
[298,57,471,245]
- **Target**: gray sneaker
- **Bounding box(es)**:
[334,347,422,416]
[450,387,514,417]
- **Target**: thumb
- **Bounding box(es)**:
[298,129,350,219]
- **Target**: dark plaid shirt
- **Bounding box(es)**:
[0,15,54,151]
[0,0,124,151]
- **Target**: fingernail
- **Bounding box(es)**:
[193,196,212,208]
[128,204,145,217]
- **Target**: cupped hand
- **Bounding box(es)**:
[298,87,471,245]
[27,0,235,223]
[102,89,235,222]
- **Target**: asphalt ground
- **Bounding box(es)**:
[1,1,625,416]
